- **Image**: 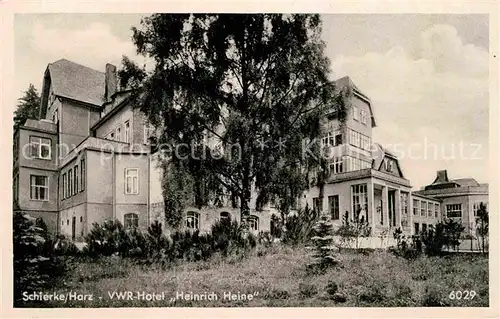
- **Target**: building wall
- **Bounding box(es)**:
[60,100,100,157]
[59,203,86,240]
[86,150,113,205]
[132,108,148,145]
[17,128,58,171]
[95,104,134,141]
[18,167,59,212]
[86,203,113,231]
[345,95,373,138]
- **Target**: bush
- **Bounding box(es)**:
[13,212,73,305]
[309,214,338,269]
[325,281,338,296]
[299,282,318,298]
[282,207,319,246]
[335,209,371,250]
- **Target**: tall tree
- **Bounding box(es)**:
[120,14,345,224]
[13,84,41,129]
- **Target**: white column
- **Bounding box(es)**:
[395,189,402,228]
[368,181,375,235]
[382,186,389,228]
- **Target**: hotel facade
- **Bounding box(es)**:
[12,59,488,241]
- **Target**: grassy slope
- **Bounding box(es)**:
[30,246,488,308]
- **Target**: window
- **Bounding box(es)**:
[144,123,155,144]
[74,165,79,193]
[62,173,67,199]
[434,203,440,218]
[446,204,462,218]
[186,211,200,230]
[328,195,340,220]
[124,121,130,143]
[348,129,371,151]
[68,168,73,196]
[80,216,83,223]
[220,211,231,221]
[414,222,420,234]
[352,184,368,219]
[29,136,51,160]
[80,159,85,191]
[421,201,427,217]
[353,105,359,121]
[360,109,367,124]
[422,223,427,234]
[110,132,115,140]
[116,127,121,142]
[312,197,321,213]
[30,175,48,201]
[413,199,419,215]
[321,130,342,149]
[125,168,139,194]
[329,157,343,175]
[52,109,58,124]
[248,215,259,231]
[124,213,139,229]
[427,202,433,217]
[401,192,408,227]
[385,159,394,172]
[473,202,487,216]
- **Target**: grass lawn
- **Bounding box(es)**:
[21,245,489,307]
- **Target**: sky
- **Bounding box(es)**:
[13,14,490,190]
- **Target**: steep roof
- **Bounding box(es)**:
[48,59,105,105]
[40,59,105,118]
[334,76,376,127]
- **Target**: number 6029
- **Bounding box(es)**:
[448,290,477,300]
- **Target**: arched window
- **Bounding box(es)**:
[186,211,200,230]
[124,213,139,229]
[220,211,231,221]
[247,215,259,232]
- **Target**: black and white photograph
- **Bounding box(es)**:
[4,2,497,313]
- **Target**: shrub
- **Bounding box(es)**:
[282,207,319,246]
[299,282,318,298]
[325,281,338,296]
[257,231,274,248]
[13,212,73,305]
[83,220,129,257]
[309,214,338,269]
[335,209,371,250]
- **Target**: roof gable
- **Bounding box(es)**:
[334,76,376,127]
[40,59,105,118]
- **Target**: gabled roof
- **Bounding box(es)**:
[40,59,105,118]
[371,143,405,178]
[334,76,376,127]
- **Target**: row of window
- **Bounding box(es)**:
[414,222,434,234]
[106,121,131,143]
[185,211,259,231]
[348,129,371,151]
[321,130,343,148]
[325,156,371,176]
[352,106,369,125]
[412,199,440,218]
[312,184,368,222]
[62,158,86,199]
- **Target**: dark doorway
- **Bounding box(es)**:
[71,216,76,241]
[388,190,396,227]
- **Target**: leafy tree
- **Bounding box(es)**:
[476,202,488,253]
[14,84,41,129]
[442,218,465,251]
[119,14,344,224]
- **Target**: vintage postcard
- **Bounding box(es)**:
[1,1,498,318]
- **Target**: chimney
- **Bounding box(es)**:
[105,63,117,101]
[435,170,449,183]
